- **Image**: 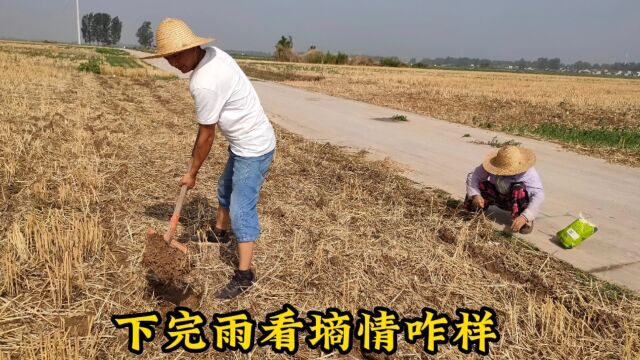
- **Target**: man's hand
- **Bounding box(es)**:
[180,172,196,189]
[511,215,528,232]
[472,195,485,209]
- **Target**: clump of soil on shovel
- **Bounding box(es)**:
[142,231,191,283]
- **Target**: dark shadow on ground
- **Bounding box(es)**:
[145,272,196,306]
[143,202,173,221]
[548,235,564,247]
[144,195,217,243]
[445,198,476,221]
[485,207,514,228]
[372,117,408,123]
[187,232,239,268]
[588,260,640,274]
[218,241,239,268]
[445,197,514,229]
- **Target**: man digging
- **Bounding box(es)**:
[143,18,276,299]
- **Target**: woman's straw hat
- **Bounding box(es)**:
[142,18,214,59]
[482,145,536,176]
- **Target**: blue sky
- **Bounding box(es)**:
[0,0,638,64]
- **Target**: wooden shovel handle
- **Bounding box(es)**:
[164,159,193,243]
[171,185,188,225]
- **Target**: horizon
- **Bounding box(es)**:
[1,37,635,68]
[0,1,638,64]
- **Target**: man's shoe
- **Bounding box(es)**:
[215,269,255,300]
[191,227,230,244]
[519,221,534,235]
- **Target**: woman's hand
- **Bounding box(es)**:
[511,215,528,232]
[472,195,486,209]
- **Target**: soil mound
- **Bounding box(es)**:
[142,231,191,282]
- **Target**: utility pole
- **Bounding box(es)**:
[76,0,81,45]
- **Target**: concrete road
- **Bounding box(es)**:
[132,51,640,292]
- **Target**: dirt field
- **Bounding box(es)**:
[1,42,639,359]
[239,60,640,167]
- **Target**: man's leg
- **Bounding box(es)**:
[193,152,234,243]
[216,150,274,299]
[238,242,255,271]
[215,207,230,231]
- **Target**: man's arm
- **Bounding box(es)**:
[191,124,216,175]
[180,124,216,189]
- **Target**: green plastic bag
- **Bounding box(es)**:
[557,214,598,249]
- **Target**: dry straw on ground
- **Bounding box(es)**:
[0,41,174,79]
[239,60,640,167]
[1,42,639,359]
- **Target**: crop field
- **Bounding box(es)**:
[0,41,174,78]
[238,61,640,167]
[1,41,639,359]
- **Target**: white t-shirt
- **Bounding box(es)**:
[190,46,276,157]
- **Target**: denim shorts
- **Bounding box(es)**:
[217,148,274,242]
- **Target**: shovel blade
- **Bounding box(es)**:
[169,239,189,254]
[147,227,188,254]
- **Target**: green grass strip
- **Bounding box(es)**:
[528,123,640,148]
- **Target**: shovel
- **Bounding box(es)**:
[147,160,191,254]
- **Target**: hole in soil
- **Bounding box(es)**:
[142,231,202,308]
[145,273,201,308]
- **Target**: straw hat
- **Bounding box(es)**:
[142,18,214,59]
[482,145,536,176]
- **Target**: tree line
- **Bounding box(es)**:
[416,56,640,72]
[267,35,639,73]
[414,57,563,70]
[273,35,352,65]
[80,13,155,49]
[81,13,122,45]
